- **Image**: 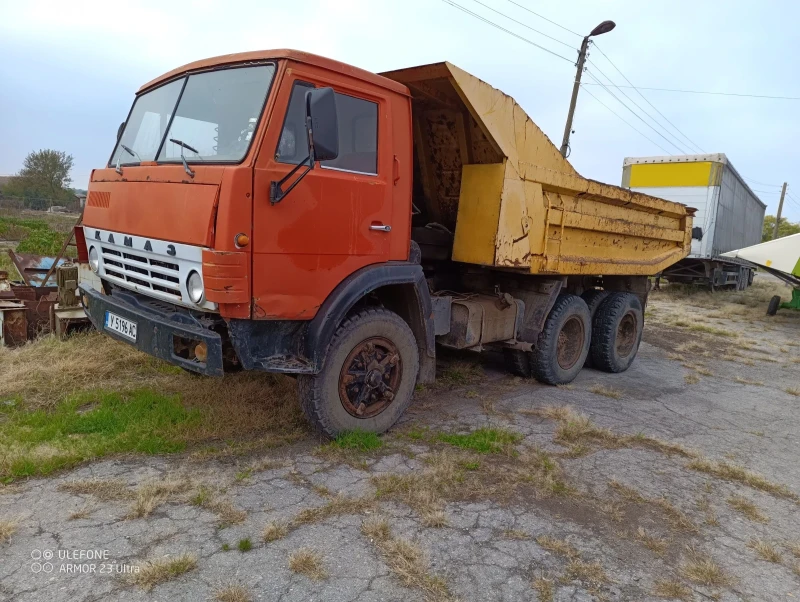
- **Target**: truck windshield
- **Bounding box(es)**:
[109,64,275,167]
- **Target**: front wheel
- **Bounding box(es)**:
[298,308,419,437]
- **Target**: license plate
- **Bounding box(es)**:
[105,311,137,341]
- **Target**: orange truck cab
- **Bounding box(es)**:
[80,50,693,436]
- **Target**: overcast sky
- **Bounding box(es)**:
[1,0,798,220]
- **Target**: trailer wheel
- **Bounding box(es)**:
[590,293,643,373]
[530,294,591,385]
[503,349,531,377]
[581,290,610,368]
[767,295,781,316]
[297,308,419,437]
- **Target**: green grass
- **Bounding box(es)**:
[436,428,521,454]
[221,543,231,551]
[0,389,201,481]
[0,216,69,255]
[237,538,253,552]
[331,430,383,452]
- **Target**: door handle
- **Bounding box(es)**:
[370,224,392,232]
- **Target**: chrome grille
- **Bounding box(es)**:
[100,246,181,298]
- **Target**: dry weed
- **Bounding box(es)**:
[288,548,327,581]
[531,574,555,601]
[58,478,131,501]
[215,585,252,602]
[127,553,197,590]
[652,578,692,601]
[262,521,288,543]
[0,519,17,543]
[686,458,798,501]
[68,505,95,520]
[727,495,769,523]
[635,527,668,555]
[680,546,732,586]
[502,529,529,540]
[747,539,782,563]
[589,385,622,399]
[564,559,609,587]
[536,535,579,558]
[126,478,191,519]
[292,495,374,526]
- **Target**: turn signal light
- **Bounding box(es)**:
[235,233,249,247]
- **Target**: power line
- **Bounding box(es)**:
[583,70,688,155]
[743,178,783,188]
[503,0,582,37]
[591,43,705,154]
[586,59,691,155]
[581,83,800,101]
[466,0,574,48]
[441,0,575,63]
[579,85,673,155]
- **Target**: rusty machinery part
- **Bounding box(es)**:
[529,294,591,386]
[338,336,402,419]
[590,292,644,374]
[581,289,610,368]
[297,308,419,437]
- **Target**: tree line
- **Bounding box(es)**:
[0,149,80,211]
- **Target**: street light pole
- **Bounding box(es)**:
[559,20,616,158]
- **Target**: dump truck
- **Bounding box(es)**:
[77,50,694,436]
[622,154,765,290]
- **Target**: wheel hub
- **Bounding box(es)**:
[338,337,402,419]
[556,316,585,370]
[616,313,637,358]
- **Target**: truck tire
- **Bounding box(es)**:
[297,308,419,437]
[590,293,643,373]
[530,294,591,386]
[503,348,531,377]
[767,295,781,316]
[581,289,610,368]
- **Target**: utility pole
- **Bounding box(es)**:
[560,37,590,158]
[559,20,616,158]
[773,182,787,240]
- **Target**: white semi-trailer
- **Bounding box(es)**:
[622,153,766,290]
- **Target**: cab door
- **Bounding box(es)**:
[252,66,393,320]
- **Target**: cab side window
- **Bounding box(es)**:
[276,81,313,165]
[275,84,378,175]
[322,93,378,175]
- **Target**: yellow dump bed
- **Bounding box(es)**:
[381,62,694,276]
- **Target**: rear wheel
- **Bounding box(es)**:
[298,308,419,437]
[530,294,591,385]
[767,295,781,316]
[581,289,610,368]
[590,293,643,373]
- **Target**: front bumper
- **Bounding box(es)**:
[81,285,224,376]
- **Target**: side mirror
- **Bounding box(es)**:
[270,87,339,204]
[117,122,125,141]
[305,88,339,162]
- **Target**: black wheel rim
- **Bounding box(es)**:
[616,313,637,358]
[338,337,402,419]
[556,316,585,370]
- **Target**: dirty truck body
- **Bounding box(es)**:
[79,50,693,436]
[623,154,765,290]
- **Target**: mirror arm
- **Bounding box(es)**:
[270,153,315,205]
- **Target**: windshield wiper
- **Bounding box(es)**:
[120,144,142,162]
[169,138,198,178]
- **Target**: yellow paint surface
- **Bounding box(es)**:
[452,162,505,266]
[629,162,713,188]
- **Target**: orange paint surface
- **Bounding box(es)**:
[85,50,413,321]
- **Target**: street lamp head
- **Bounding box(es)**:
[589,20,616,37]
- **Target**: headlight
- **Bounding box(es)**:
[186,271,204,304]
[88,247,99,273]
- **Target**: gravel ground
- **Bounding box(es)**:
[1,279,799,602]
